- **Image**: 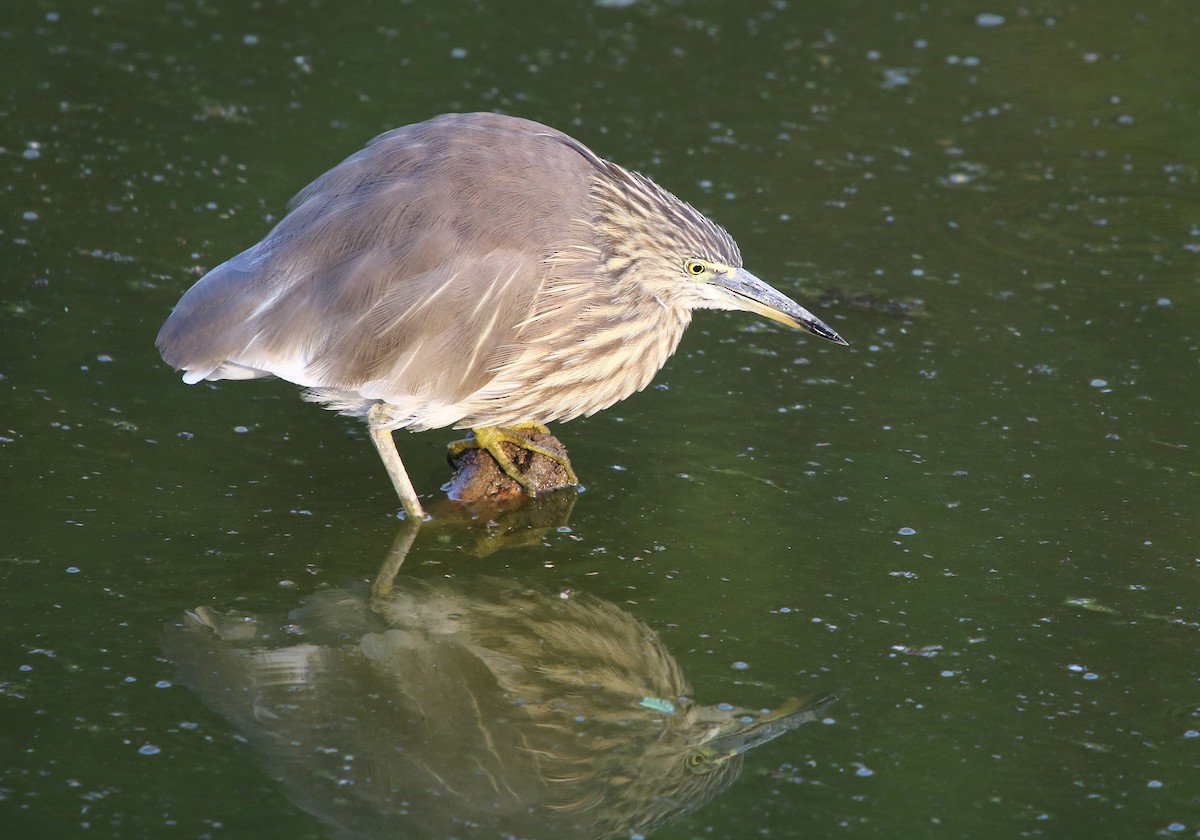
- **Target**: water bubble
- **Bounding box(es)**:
[138,744,161,756]
[976,13,1006,27]
[898,527,917,536]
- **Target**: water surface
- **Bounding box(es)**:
[3,1,1199,837]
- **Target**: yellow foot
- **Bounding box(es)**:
[447,424,578,497]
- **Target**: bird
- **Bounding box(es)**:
[163,571,841,839]
[156,112,847,519]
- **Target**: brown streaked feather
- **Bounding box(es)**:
[156,112,744,431]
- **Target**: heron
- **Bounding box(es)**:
[157,113,846,518]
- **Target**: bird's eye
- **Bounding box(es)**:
[686,752,709,774]
[685,260,707,276]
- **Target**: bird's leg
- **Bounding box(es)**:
[367,403,427,521]
[447,424,579,496]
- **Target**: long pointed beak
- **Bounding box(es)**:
[712,267,848,345]
[707,691,842,757]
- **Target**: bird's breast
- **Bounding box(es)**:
[450,292,692,429]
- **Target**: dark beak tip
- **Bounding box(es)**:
[805,320,848,346]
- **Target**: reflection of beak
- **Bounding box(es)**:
[708,691,842,757]
[709,267,848,345]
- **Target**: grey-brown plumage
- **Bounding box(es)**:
[157,113,846,518]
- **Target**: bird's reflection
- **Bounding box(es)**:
[162,530,838,839]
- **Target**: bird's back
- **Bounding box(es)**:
[156,113,604,427]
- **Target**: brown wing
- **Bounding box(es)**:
[156,113,601,419]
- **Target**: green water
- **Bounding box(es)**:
[3,1,1198,837]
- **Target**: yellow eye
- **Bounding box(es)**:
[685,260,707,276]
[686,753,708,774]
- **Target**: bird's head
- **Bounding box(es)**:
[592,160,847,345]
[676,256,847,345]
